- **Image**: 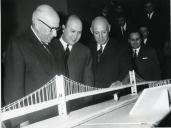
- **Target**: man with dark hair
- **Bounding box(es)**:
[139,0,165,72]
[128,29,161,81]
[139,25,151,47]
[112,13,135,43]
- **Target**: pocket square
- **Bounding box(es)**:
[142,57,148,59]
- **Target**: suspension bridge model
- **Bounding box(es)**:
[1,70,171,127]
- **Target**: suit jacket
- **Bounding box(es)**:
[112,20,135,43]
[50,39,94,111]
[139,11,164,47]
[142,38,151,47]
[50,39,94,86]
[129,45,161,81]
[4,29,64,104]
[88,38,130,88]
[4,29,64,127]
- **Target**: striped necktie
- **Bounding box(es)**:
[97,45,103,63]
[64,44,70,77]
[42,43,51,54]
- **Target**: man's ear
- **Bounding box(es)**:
[62,24,65,32]
[128,39,130,43]
[90,27,93,34]
[108,24,111,32]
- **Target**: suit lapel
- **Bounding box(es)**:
[68,43,76,62]
[101,40,114,58]
[57,40,65,53]
[137,46,144,61]
[30,29,51,57]
[29,29,57,74]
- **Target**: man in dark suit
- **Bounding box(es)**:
[139,25,151,47]
[4,4,64,127]
[87,16,129,103]
[112,13,135,43]
[89,16,129,88]
[50,15,94,86]
[128,29,161,81]
[139,0,165,70]
[50,15,94,111]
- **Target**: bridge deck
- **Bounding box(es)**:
[23,92,169,128]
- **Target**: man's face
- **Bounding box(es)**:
[39,18,60,44]
[139,27,149,38]
[128,32,141,49]
[92,21,110,45]
[117,17,125,26]
[145,2,154,14]
[62,19,82,45]
[102,7,108,16]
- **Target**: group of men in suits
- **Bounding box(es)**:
[138,0,166,73]
[3,3,162,128]
[111,13,135,43]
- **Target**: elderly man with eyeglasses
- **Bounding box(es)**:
[3,4,65,128]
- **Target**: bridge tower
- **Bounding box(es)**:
[56,75,68,116]
[129,70,137,95]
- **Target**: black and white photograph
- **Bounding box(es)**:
[1,0,171,127]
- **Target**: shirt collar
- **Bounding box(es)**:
[97,41,108,51]
[133,46,141,55]
[147,11,154,19]
[144,38,147,45]
[121,23,127,30]
[60,37,72,51]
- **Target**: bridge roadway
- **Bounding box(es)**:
[23,92,169,128]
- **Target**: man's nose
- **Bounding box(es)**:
[52,30,57,37]
[99,33,103,39]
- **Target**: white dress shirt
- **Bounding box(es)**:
[147,12,154,19]
[60,37,72,51]
[97,43,107,52]
[133,47,141,57]
[143,38,147,45]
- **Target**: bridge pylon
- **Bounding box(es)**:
[129,70,137,95]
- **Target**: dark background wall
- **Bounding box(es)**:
[2,0,68,51]
[2,0,170,50]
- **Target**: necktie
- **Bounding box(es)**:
[65,44,70,61]
[97,45,103,63]
[64,44,70,77]
[133,49,137,58]
[43,43,51,54]
[132,49,138,73]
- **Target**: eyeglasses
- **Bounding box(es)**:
[38,19,61,32]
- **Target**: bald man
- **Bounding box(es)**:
[50,15,94,111]
[50,15,93,86]
[88,16,130,102]
[4,4,64,127]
